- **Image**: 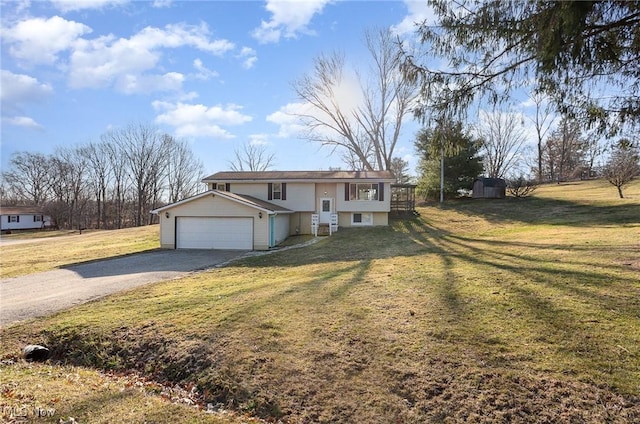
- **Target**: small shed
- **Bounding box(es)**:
[472,178,506,199]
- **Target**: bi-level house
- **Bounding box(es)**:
[152,170,395,250]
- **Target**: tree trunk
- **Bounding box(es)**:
[617,185,624,198]
[440,147,445,203]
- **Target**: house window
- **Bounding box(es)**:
[350,183,378,201]
[34,215,42,222]
[213,183,229,191]
[352,213,373,225]
[9,215,19,223]
[272,183,282,200]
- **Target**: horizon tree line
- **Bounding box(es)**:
[1,123,204,230]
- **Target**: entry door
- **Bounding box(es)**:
[319,198,332,223]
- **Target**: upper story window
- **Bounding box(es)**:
[350,183,378,201]
[268,182,286,200]
[213,183,229,191]
[272,183,282,200]
[9,215,19,223]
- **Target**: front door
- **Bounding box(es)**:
[319,198,332,224]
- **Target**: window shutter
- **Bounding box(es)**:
[268,183,273,200]
[282,183,287,200]
[225,183,231,192]
[378,182,384,201]
[17,215,20,223]
[344,183,350,201]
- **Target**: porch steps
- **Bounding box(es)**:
[316,224,331,236]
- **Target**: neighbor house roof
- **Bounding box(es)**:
[202,170,395,182]
[0,206,46,215]
[151,190,293,214]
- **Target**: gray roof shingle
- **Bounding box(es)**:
[202,170,395,182]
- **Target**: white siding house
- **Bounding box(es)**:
[0,206,52,232]
[153,170,395,251]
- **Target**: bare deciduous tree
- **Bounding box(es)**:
[81,141,112,229]
[50,146,90,230]
[477,109,528,178]
[293,28,415,171]
[603,139,640,198]
[228,142,275,172]
[107,123,170,226]
[543,118,585,182]
[166,136,204,203]
[2,152,53,205]
[3,122,204,229]
[528,91,555,181]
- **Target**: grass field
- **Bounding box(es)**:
[0,226,159,279]
[1,179,639,423]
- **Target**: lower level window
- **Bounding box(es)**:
[352,212,372,225]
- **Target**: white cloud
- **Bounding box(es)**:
[153,101,252,139]
[152,0,172,8]
[193,58,219,80]
[266,102,310,138]
[238,47,257,69]
[2,15,91,65]
[3,116,44,130]
[249,134,270,145]
[50,0,128,12]
[1,70,53,105]
[116,72,184,94]
[267,69,363,138]
[0,70,52,131]
[391,1,436,36]
[252,0,331,44]
[68,23,234,92]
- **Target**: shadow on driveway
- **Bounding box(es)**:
[63,249,246,278]
[0,249,247,327]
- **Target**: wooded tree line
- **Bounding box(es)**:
[1,123,204,230]
[413,114,639,200]
[400,1,640,200]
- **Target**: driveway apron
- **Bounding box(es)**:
[0,249,246,326]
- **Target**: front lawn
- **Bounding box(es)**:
[0,226,159,279]
[1,180,639,422]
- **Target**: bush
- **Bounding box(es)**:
[507,176,538,198]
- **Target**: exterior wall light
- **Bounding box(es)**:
[165,212,170,219]
[258,212,263,219]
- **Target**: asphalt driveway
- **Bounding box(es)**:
[0,249,248,327]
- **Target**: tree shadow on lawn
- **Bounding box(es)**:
[398,217,640,383]
[219,259,373,329]
[210,214,640,421]
[233,215,639,387]
[438,196,640,227]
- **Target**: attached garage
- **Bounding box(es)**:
[176,217,253,250]
[152,190,292,251]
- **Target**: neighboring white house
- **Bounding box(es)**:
[0,206,52,232]
[152,170,395,250]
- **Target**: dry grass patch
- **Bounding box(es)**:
[1,180,639,422]
[0,226,159,279]
[0,361,263,423]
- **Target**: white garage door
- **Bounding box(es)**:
[177,217,253,250]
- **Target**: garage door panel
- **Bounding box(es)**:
[177,217,252,250]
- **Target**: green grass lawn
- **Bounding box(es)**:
[0,226,159,279]
[1,179,639,423]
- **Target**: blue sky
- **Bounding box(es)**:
[1,0,437,177]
